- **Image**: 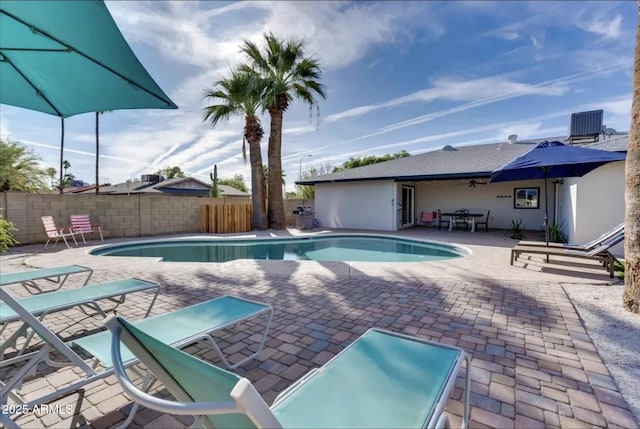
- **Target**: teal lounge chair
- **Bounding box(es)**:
[511,231,624,278]
[517,222,624,251]
[105,317,471,429]
[73,295,273,370]
[0,278,160,366]
[0,265,93,294]
[0,295,272,429]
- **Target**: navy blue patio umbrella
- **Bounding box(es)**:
[490,140,626,245]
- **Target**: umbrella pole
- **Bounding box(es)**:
[542,167,549,263]
[544,170,550,262]
[59,117,64,195]
[544,175,549,245]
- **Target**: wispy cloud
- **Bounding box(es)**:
[323,74,569,124]
[260,2,441,70]
[496,31,520,41]
[595,95,632,117]
[26,141,135,163]
[530,35,542,49]
[108,1,440,72]
[577,13,623,40]
[329,61,629,143]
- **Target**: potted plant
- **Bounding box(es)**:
[507,219,525,239]
[547,222,567,243]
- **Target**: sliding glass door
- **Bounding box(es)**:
[401,185,415,226]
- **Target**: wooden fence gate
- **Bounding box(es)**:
[200,200,252,233]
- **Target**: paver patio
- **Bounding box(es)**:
[1,228,637,429]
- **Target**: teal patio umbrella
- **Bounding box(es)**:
[0,1,177,187]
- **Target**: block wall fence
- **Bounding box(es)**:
[0,192,314,246]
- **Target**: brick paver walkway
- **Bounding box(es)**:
[2,232,638,429]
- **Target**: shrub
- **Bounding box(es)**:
[547,222,568,243]
[507,219,524,239]
[0,214,18,253]
[615,259,625,280]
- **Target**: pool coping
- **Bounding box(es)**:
[87,232,473,262]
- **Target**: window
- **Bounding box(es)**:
[514,187,539,209]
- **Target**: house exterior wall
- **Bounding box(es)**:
[312,162,624,252]
[314,181,395,230]
[559,161,625,256]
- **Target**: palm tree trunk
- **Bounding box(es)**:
[248,138,268,230]
[95,112,100,194]
[267,109,286,229]
[623,1,640,313]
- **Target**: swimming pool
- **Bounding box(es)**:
[90,235,466,263]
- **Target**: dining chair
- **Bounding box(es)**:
[454,210,470,231]
[475,210,490,232]
[437,210,450,230]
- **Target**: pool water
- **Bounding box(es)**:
[90,235,465,263]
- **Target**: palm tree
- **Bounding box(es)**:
[240,32,326,229]
[60,160,73,190]
[263,164,287,195]
[203,70,268,230]
[62,160,71,175]
[46,167,57,189]
[623,6,640,313]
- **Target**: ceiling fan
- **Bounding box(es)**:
[468,180,488,188]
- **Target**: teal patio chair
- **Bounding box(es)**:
[0,294,272,429]
[105,317,471,429]
[0,278,160,366]
[0,264,93,294]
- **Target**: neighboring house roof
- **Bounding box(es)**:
[299,134,629,185]
[72,177,250,197]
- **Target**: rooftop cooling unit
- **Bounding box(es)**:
[567,109,603,144]
[141,174,163,183]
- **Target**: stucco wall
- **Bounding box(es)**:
[0,192,314,245]
[311,165,625,246]
[314,181,394,230]
[560,162,625,256]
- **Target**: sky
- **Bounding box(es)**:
[0,1,636,192]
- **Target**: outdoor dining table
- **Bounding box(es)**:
[441,212,485,232]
